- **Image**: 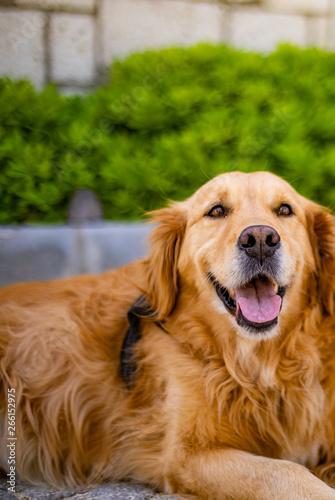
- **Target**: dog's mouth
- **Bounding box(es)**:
[209,273,286,332]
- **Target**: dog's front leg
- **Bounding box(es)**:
[176,449,335,500]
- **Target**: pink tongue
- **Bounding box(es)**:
[235,279,281,324]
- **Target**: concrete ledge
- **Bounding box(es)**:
[0,222,153,287]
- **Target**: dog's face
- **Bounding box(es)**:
[179,171,314,339]
[148,171,335,340]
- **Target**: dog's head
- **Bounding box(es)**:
[146,171,335,340]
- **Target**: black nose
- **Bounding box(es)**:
[238,225,281,264]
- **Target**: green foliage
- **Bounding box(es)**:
[1,44,335,223]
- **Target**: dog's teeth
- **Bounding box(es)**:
[229,289,236,301]
[269,279,278,294]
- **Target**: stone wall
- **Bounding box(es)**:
[0,0,334,93]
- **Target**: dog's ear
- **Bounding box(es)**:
[307,204,335,315]
[145,203,186,320]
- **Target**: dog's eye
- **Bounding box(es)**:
[277,204,293,217]
[207,205,228,218]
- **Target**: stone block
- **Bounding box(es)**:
[15,0,95,13]
[98,0,225,64]
[326,16,335,50]
[306,16,327,48]
[230,9,307,53]
[50,12,95,84]
[264,0,329,16]
[0,8,46,88]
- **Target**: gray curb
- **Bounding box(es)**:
[0,222,153,287]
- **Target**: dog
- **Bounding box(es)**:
[1,171,335,499]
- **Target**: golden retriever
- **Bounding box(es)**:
[1,171,335,499]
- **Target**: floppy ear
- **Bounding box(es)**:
[145,203,186,320]
[308,204,335,315]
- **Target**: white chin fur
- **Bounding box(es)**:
[234,321,280,341]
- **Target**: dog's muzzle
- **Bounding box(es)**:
[210,225,286,332]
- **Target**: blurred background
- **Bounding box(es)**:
[1,0,335,286]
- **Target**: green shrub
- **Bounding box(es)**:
[1,44,335,223]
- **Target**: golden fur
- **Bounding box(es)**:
[1,171,335,499]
